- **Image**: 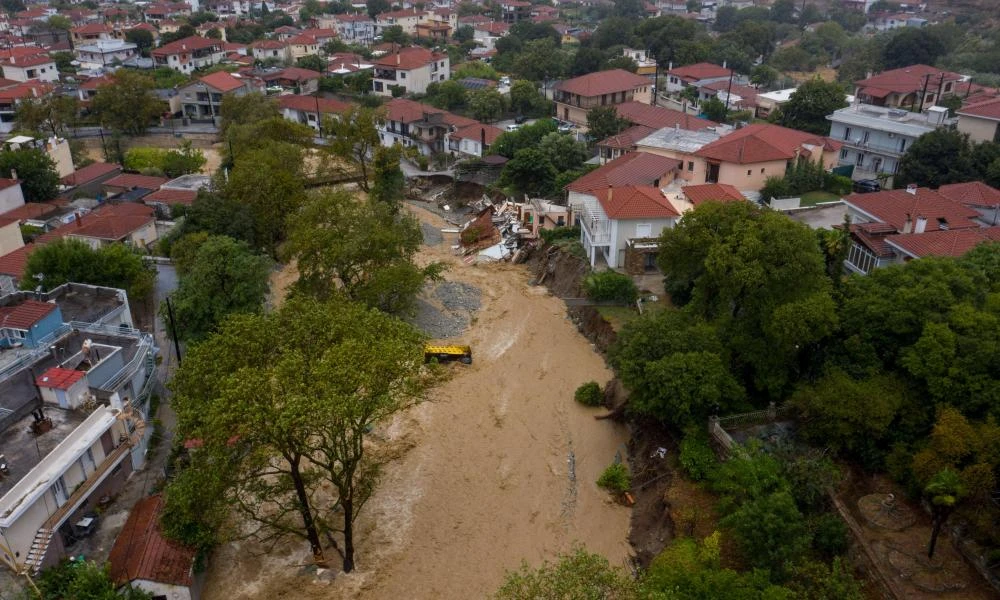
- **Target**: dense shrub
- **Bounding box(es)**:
[597,462,631,493]
[823,173,853,196]
[811,513,850,558]
[679,429,718,481]
[539,225,580,244]
[574,381,603,406]
[584,270,638,303]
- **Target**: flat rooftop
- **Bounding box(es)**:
[829,103,954,137]
[161,174,211,192]
[636,127,721,154]
[0,406,87,500]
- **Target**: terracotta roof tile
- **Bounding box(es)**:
[595,185,680,219]
[557,69,649,98]
[197,70,246,92]
[103,174,169,190]
[695,123,840,164]
[0,299,56,329]
[957,97,1000,121]
[885,227,1000,259]
[144,189,197,205]
[597,125,654,150]
[845,188,981,232]
[615,101,717,130]
[682,183,746,206]
[152,36,221,57]
[277,93,351,115]
[937,181,1000,208]
[0,243,32,277]
[566,151,681,193]
[451,122,503,145]
[855,64,962,97]
[373,46,443,70]
[109,495,195,588]
[0,202,54,221]
[60,162,120,186]
[36,367,85,390]
[666,62,732,82]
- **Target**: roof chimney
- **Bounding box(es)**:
[396,51,400,65]
[906,183,918,195]
[902,213,912,234]
[915,216,927,234]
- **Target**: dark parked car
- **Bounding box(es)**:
[514,114,527,124]
[852,179,882,193]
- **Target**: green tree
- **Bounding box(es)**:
[882,27,946,70]
[750,64,780,89]
[495,547,635,600]
[219,92,280,138]
[721,490,811,576]
[897,128,979,188]
[37,560,153,600]
[467,88,507,123]
[370,144,405,212]
[284,189,442,314]
[925,468,965,558]
[167,296,425,571]
[161,235,270,341]
[0,148,58,202]
[91,70,164,135]
[769,0,796,23]
[296,54,326,73]
[424,79,467,110]
[700,96,728,123]
[492,118,558,158]
[453,24,474,43]
[510,38,566,82]
[125,28,155,56]
[365,0,389,17]
[162,141,207,178]
[224,141,306,256]
[381,24,410,45]
[22,239,154,300]
[586,106,629,143]
[14,94,78,138]
[657,202,837,396]
[326,105,384,191]
[168,231,210,276]
[779,78,848,135]
[537,131,587,172]
[569,47,604,77]
[508,80,549,117]
[498,147,557,197]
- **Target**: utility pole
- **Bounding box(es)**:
[724,66,735,112]
[164,296,182,364]
[915,73,931,112]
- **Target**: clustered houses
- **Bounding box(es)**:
[853,64,964,112]
[152,36,226,74]
[176,71,261,122]
[376,98,500,160]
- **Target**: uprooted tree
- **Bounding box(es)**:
[164,297,426,572]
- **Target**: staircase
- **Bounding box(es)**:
[24,528,53,575]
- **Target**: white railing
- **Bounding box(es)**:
[580,206,611,244]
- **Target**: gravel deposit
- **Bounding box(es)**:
[407,281,481,339]
[421,222,444,246]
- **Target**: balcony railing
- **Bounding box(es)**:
[580,206,611,244]
[842,138,907,157]
[41,442,131,531]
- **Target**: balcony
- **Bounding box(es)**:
[580,205,611,245]
[841,137,908,157]
[41,441,131,532]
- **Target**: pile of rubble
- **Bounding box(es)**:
[457,197,536,264]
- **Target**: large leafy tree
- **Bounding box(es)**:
[370,144,405,212]
[219,92,280,138]
[14,94,78,138]
[657,201,837,396]
[284,189,442,314]
[224,141,307,256]
[508,80,549,117]
[492,118,558,158]
[498,147,558,197]
[777,78,848,135]
[160,235,270,342]
[22,239,154,300]
[167,297,425,572]
[467,88,507,123]
[924,468,965,558]
[586,106,630,143]
[326,105,384,191]
[0,148,59,202]
[882,27,946,70]
[495,547,636,600]
[896,129,980,188]
[91,70,165,136]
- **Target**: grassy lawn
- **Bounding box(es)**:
[596,300,670,332]
[799,191,842,206]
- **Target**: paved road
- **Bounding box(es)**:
[69,124,220,138]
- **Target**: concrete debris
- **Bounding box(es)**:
[458,196,539,263]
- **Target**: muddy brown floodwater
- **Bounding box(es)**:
[202,203,632,599]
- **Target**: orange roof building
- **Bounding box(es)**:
[555,69,653,126]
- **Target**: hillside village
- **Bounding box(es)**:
[0,0,1000,597]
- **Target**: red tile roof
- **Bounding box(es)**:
[595,185,679,219]
[557,69,649,98]
[957,97,1000,121]
[277,93,352,115]
[384,97,444,123]
[0,81,53,102]
[474,21,509,35]
[1,53,54,68]
[36,367,85,390]
[103,174,169,190]
[566,151,681,193]
[152,36,221,57]
[666,62,732,82]
[0,243,32,277]
[450,122,504,145]
[374,46,444,71]
[597,125,655,150]
[196,71,246,92]
[850,221,898,257]
[79,75,114,91]
[70,23,112,35]
[855,64,962,98]
[144,188,197,206]
[682,183,746,206]
[250,39,287,50]
[68,211,154,241]
[845,188,982,232]
[287,34,318,45]
[0,202,54,221]
[615,101,717,130]
[885,227,1000,259]
[938,181,1000,208]
[695,123,840,164]
[109,495,196,588]
[60,162,120,186]
[0,299,56,329]
[262,67,321,83]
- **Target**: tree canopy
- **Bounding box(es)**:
[91,70,165,136]
[0,148,59,202]
[22,239,154,301]
[777,79,848,136]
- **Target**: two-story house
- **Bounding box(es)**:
[379,98,475,155]
[73,39,138,71]
[250,39,291,63]
[854,65,964,112]
[578,184,682,269]
[828,102,952,186]
[446,122,503,158]
[177,71,259,121]
[329,14,375,45]
[0,52,57,83]
[69,23,117,44]
[372,47,449,96]
[957,97,1000,144]
[663,62,734,95]
[375,9,424,35]
[279,93,351,132]
[0,283,155,577]
[554,69,652,126]
[286,34,320,60]
[939,181,1000,226]
[152,36,226,74]
[842,186,983,274]
[0,82,54,134]
[497,0,530,23]
[472,21,508,50]
[566,150,681,216]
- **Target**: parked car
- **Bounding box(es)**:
[852,179,881,194]
[514,114,528,124]
[558,122,573,133]
[505,123,521,132]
